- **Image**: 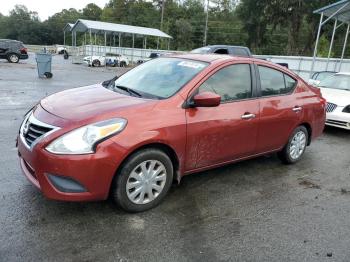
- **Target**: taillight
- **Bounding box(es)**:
[20,47,27,54]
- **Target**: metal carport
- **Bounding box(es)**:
[312,0,350,75]
[63,23,74,46]
[68,19,172,62]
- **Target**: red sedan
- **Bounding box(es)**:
[17,54,326,212]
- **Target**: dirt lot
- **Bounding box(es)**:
[0,54,350,262]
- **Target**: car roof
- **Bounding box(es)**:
[0,39,21,42]
[336,72,350,76]
[206,45,249,49]
[169,53,252,63]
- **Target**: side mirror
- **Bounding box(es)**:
[192,91,221,107]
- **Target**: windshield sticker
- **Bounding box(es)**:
[178,61,205,69]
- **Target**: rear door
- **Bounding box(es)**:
[255,63,302,153]
[185,62,260,170]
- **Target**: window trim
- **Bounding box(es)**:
[254,64,298,98]
[184,62,258,108]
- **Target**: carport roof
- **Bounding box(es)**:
[63,23,74,32]
[314,0,350,23]
[70,19,172,39]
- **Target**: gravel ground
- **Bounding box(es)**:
[0,53,350,262]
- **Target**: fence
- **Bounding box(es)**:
[26,44,350,79]
[255,55,350,80]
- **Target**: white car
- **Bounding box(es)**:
[83,54,129,67]
[317,72,350,130]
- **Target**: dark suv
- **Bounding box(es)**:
[190,45,252,57]
[0,39,28,63]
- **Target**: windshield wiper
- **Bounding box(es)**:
[114,85,142,97]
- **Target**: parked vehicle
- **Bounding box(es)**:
[83,54,129,67]
[191,45,252,57]
[308,71,337,86]
[56,45,67,55]
[137,52,162,64]
[17,54,326,212]
[0,39,28,63]
[317,72,350,130]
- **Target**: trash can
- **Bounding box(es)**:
[36,52,53,78]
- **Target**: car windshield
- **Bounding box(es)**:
[190,47,211,54]
[319,74,350,91]
[315,72,336,81]
[110,58,208,99]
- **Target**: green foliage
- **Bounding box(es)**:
[0,0,348,57]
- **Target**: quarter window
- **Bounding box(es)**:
[198,64,252,103]
[258,66,296,96]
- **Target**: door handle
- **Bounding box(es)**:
[241,113,256,120]
[292,106,302,112]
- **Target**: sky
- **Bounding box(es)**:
[2,0,109,21]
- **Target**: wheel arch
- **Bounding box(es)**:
[110,142,181,195]
[299,122,312,146]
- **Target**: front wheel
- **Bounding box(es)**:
[112,149,173,212]
[278,126,308,164]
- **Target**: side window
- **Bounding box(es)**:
[284,74,297,92]
[214,48,229,54]
[258,66,296,96]
[198,64,252,103]
[232,48,249,57]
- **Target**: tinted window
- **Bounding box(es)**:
[231,47,249,56]
[258,66,296,96]
[199,64,252,102]
[284,74,297,91]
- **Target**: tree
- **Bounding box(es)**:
[83,3,102,20]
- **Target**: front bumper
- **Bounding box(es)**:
[326,108,350,130]
[17,110,127,201]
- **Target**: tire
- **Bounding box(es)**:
[7,53,20,63]
[92,59,101,67]
[120,61,126,67]
[44,72,53,78]
[112,149,173,212]
[278,126,308,164]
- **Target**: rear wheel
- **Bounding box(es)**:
[278,126,308,164]
[92,59,101,67]
[7,53,20,63]
[112,149,173,212]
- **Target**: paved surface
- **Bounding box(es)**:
[1,54,350,262]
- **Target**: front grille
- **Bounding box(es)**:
[23,119,53,147]
[326,102,337,113]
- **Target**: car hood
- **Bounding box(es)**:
[319,87,350,107]
[40,84,155,121]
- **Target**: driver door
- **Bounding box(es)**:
[185,63,260,171]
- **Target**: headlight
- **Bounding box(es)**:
[343,105,350,113]
[46,118,127,154]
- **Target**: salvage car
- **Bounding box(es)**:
[84,53,129,67]
[0,39,28,63]
[317,72,350,130]
[17,54,326,212]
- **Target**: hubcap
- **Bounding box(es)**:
[10,55,18,62]
[126,160,167,205]
[289,131,306,160]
